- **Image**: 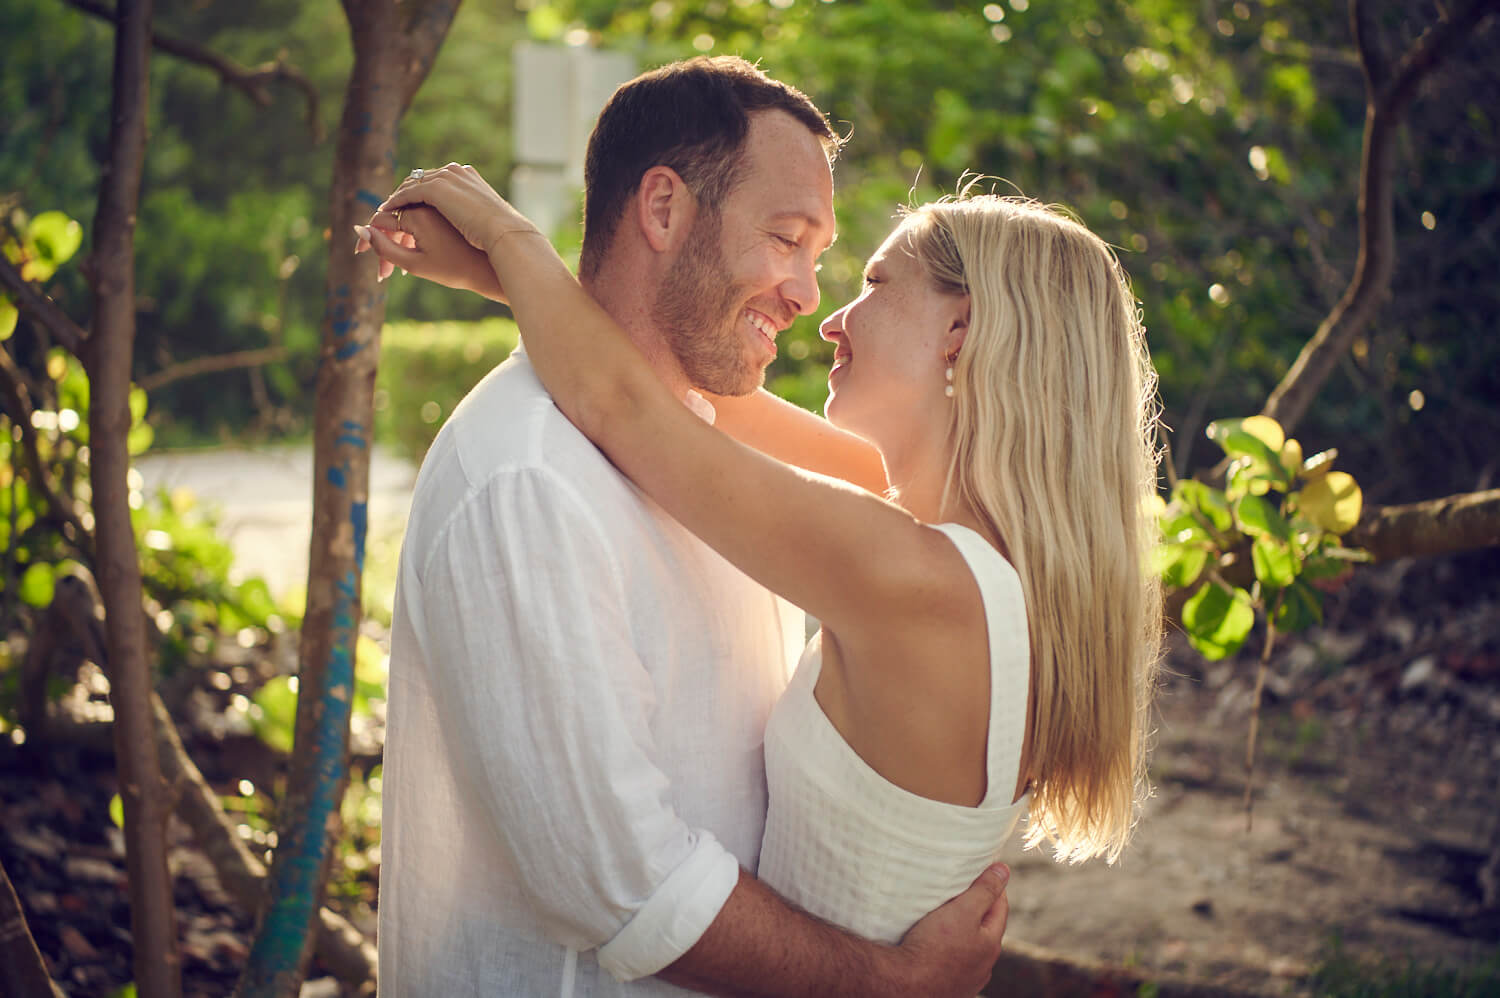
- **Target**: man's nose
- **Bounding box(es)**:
[784,258,821,316]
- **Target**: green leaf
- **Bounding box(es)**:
[1273,581,1322,633]
[250,676,297,754]
[127,421,154,456]
[19,562,55,608]
[1181,581,1255,660]
[1152,541,1208,589]
[109,793,125,828]
[0,295,16,342]
[26,211,84,269]
[1207,419,1289,486]
[1235,494,1292,541]
[1173,479,1232,533]
[1251,535,1298,589]
[128,385,149,425]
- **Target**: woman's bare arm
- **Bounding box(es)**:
[703,389,889,494]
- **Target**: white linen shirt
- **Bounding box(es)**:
[378,350,802,997]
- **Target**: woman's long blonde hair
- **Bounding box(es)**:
[903,193,1163,863]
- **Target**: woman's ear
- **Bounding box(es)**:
[944,295,971,356]
[635,166,696,253]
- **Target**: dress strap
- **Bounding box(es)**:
[928,523,1031,807]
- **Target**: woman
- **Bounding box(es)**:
[358,168,1162,942]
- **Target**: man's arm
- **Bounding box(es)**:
[662,866,1011,998]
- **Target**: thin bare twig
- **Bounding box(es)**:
[62,0,324,141]
[1261,0,1500,432]
[137,345,289,393]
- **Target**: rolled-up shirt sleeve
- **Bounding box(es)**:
[409,463,741,979]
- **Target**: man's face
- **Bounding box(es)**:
[653,110,836,396]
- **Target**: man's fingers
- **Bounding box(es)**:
[965,863,1010,925]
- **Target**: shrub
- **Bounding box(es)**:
[375,317,519,463]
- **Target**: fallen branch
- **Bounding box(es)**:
[150,696,379,989]
[137,345,289,393]
[1260,0,1500,433]
[1348,488,1500,563]
[62,0,324,141]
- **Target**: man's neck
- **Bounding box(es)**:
[581,271,694,400]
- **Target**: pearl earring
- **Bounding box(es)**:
[944,355,956,398]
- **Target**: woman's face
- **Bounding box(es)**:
[820,223,968,444]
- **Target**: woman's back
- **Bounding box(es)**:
[758,523,1030,943]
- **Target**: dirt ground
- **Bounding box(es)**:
[995,551,1500,994]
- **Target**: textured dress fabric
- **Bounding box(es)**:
[378,351,804,997]
[758,522,1031,944]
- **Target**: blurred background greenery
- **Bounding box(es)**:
[3,0,1495,495]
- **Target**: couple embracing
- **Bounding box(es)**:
[359,55,1162,997]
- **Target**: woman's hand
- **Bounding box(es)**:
[380,163,539,255]
[355,204,506,302]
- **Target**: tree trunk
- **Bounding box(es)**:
[235,2,459,994]
[83,0,182,995]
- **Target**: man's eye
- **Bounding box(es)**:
[775,234,800,249]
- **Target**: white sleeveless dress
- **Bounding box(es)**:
[758,522,1031,943]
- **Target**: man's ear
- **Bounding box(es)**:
[635,165,696,253]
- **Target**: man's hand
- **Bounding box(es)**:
[894,863,1011,997]
[354,204,506,302]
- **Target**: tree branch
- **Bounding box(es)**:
[1349,488,1500,563]
[0,857,66,998]
[137,345,289,393]
[1260,0,1500,433]
[62,0,324,142]
[0,254,88,355]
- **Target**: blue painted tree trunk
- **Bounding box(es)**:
[234,2,460,994]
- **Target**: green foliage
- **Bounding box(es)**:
[1311,937,1500,998]
[1,211,283,726]
[1158,416,1370,660]
[374,317,519,463]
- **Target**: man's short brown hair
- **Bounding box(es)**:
[579,56,838,279]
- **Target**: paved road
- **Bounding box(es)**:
[135,445,417,599]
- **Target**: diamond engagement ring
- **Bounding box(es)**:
[409,168,424,180]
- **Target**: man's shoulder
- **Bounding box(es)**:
[409,351,638,525]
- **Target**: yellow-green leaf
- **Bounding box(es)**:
[26,211,84,269]
[1299,471,1362,534]
[0,295,16,341]
[1279,438,1303,479]
[19,563,55,608]
[1238,415,1285,452]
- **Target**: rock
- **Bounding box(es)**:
[1400,655,1438,693]
[59,924,100,960]
[300,978,342,998]
[64,855,123,885]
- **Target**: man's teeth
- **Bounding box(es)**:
[745,312,776,340]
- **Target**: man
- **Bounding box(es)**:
[370,56,1010,996]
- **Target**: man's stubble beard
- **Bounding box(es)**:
[652,209,764,397]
